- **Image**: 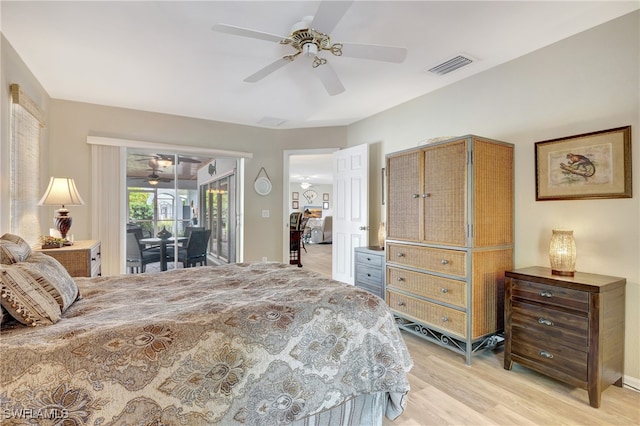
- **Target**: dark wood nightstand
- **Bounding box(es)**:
[504,266,625,408]
[35,240,102,277]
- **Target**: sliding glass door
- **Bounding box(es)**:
[126,151,208,272]
[202,173,236,263]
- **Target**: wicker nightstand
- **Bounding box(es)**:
[35,240,102,277]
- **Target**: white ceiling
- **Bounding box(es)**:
[290,153,334,185]
[2,1,637,131]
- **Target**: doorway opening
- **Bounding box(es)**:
[283,148,337,277]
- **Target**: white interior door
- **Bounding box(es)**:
[332,144,369,284]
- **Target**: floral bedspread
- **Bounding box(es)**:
[0,262,412,425]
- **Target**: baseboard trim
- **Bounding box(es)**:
[623,374,640,392]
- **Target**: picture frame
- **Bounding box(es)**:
[292,192,299,200]
[323,201,329,210]
[323,193,329,201]
[304,206,322,218]
[535,126,632,200]
[292,200,299,209]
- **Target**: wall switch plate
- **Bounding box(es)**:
[262,210,270,218]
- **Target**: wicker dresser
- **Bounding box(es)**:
[385,135,514,364]
[35,240,102,277]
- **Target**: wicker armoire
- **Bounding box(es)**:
[385,135,514,364]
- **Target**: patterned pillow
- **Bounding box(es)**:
[24,252,80,312]
[0,265,62,326]
[0,233,32,264]
[1,305,9,325]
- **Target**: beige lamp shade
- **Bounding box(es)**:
[549,229,576,276]
[38,177,85,207]
[38,177,85,241]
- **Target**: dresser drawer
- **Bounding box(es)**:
[90,243,102,277]
[511,327,588,381]
[357,281,384,299]
[387,243,466,277]
[387,290,466,338]
[510,278,589,312]
[356,265,383,286]
[511,300,588,351]
[387,266,466,308]
[355,251,383,268]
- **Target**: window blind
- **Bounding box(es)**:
[10,84,45,245]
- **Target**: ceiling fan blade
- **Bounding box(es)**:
[311,0,354,35]
[177,156,201,164]
[340,43,408,63]
[212,23,286,43]
[314,62,345,96]
[244,57,292,83]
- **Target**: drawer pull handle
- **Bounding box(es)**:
[397,253,405,258]
[422,193,431,198]
[412,194,420,199]
[91,257,97,261]
[539,290,554,298]
[539,350,554,359]
[397,277,405,282]
[441,288,449,294]
[441,316,449,323]
[441,259,449,265]
[397,301,406,306]
[538,318,554,327]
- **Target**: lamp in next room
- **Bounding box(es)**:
[38,177,85,244]
[549,229,576,276]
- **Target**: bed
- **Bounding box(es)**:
[0,235,412,425]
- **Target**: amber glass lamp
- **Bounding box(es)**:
[549,229,576,276]
[38,177,85,244]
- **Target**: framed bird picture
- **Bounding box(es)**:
[535,126,631,200]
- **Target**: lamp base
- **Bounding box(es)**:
[552,269,575,277]
[54,209,72,241]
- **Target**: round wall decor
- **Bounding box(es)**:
[254,167,272,196]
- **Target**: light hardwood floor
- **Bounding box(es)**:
[279,243,640,424]
[299,241,332,277]
[385,331,640,426]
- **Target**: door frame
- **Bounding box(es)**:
[282,148,339,265]
[88,136,251,274]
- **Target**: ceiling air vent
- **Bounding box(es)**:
[428,55,473,76]
[257,116,287,127]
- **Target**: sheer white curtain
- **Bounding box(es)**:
[91,144,126,275]
[10,85,44,245]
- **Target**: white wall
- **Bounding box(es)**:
[348,11,640,383]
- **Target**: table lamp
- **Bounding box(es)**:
[549,229,576,276]
[38,177,85,244]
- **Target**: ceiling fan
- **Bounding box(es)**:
[132,153,202,167]
[212,0,407,96]
[131,169,173,186]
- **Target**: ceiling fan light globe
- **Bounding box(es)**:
[291,16,313,33]
[303,43,318,57]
